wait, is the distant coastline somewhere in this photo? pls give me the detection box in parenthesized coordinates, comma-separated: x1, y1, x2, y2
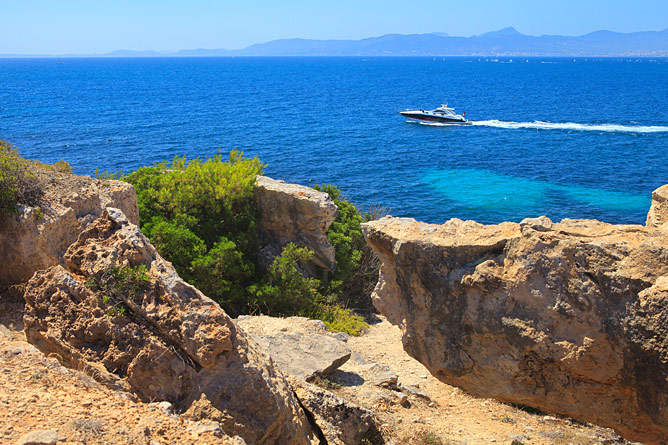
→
(3, 27, 668, 58)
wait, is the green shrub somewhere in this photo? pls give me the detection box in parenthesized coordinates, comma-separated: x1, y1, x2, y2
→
(85, 263, 150, 316)
(319, 305, 369, 336)
(0, 141, 42, 216)
(191, 237, 254, 316)
(94, 167, 124, 180)
(123, 150, 264, 316)
(249, 243, 323, 317)
(313, 184, 381, 312)
(145, 218, 206, 280)
(122, 152, 377, 334)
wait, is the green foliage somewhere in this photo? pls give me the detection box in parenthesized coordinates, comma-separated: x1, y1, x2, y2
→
(86, 263, 150, 318)
(310, 375, 342, 391)
(313, 184, 381, 312)
(0, 141, 41, 216)
(319, 305, 369, 336)
(145, 218, 206, 280)
(105, 264, 150, 300)
(250, 243, 323, 317)
(94, 167, 124, 180)
(122, 152, 376, 333)
(108, 304, 127, 318)
(191, 237, 254, 316)
(124, 150, 264, 316)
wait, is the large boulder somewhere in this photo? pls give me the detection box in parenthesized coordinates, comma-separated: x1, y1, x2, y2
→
(0, 169, 138, 285)
(647, 184, 668, 229)
(236, 315, 351, 381)
(23, 209, 317, 445)
(254, 175, 338, 271)
(362, 214, 668, 443)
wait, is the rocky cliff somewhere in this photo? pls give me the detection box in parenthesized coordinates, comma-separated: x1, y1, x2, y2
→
(23, 208, 318, 444)
(647, 183, 668, 228)
(0, 170, 138, 285)
(362, 185, 668, 444)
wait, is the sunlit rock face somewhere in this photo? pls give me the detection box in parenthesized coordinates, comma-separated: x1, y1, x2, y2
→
(23, 209, 318, 445)
(254, 175, 337, 272)
(0, 170, 139, 286)
(363, 209, 668, 444)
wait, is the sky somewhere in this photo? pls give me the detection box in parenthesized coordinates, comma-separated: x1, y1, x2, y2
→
(3, 0, 668, 54)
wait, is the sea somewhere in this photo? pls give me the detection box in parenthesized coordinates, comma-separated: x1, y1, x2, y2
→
(1, 56, 668, 225)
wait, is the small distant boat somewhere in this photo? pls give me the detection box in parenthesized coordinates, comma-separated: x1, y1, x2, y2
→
(400, 105, 471, 125)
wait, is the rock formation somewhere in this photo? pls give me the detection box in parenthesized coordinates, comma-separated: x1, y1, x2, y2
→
(236, 315, 376, 444)
(0, 170, 138, 285)
(362, 211, 668, 443)
(647, 183, 668, 229)
(254, 175, 338, 271)
(236, 315, 351, 381)
(288, 376, 374, 445)
(23, 209, 317, 444)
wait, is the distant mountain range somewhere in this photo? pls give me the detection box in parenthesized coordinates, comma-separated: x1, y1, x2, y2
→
(4, 27, 668, 58)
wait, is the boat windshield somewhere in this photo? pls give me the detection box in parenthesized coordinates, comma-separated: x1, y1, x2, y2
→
(436, 107, 456, 115)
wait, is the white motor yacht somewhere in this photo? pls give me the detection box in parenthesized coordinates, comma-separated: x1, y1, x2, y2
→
(400, 105, 470, 125)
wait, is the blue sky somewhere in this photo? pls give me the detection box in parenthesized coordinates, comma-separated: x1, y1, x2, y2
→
(3, 0, 667, 54)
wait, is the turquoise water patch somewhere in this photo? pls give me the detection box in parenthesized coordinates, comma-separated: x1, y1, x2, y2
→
(422, 169, 650, 217)
(422, 169, 550, 210)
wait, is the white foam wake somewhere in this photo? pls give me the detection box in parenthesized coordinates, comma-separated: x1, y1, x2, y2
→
(470, 120, 668, 134)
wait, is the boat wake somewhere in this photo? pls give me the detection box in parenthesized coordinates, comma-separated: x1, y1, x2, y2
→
(469, 120, 668, 134)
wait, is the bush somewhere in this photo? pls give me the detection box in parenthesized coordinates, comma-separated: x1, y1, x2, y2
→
(123, 152, 376, 334)
(124, 150, 264, 317)
(319, 305, 369, 336)
(249, 243, 323, 317)
(313, 184, 381, 312)
(0, 141, 43, 216)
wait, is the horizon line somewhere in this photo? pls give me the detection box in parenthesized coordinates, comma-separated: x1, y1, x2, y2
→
(3, 26, 668, 57)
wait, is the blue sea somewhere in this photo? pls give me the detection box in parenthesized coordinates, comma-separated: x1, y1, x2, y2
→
(2, 57, 668, 225)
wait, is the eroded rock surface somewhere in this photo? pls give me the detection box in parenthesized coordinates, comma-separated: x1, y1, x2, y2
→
(236, 315, 351, 381)
(288, 376, 374, 445)
(647, 183, 668, 229)
(362, 215, 668, 443)
(23, 209, 317, 445)
(0, 169, 138, 285)
(254, 175, 338, 271)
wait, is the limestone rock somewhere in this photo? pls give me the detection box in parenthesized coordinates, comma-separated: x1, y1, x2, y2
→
(288, 376, 374, 445)
(23, 209, 317, 445)
(0, 169, 138, 285)
(362, 214, 668, 443)
(254, 175, 338, 271)
(236, 315, 351, 381)
(17, 430, 65, 445)
(646, 184, 668, 229)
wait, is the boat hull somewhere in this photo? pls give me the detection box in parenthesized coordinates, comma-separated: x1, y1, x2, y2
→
(399, 111, 471, 125)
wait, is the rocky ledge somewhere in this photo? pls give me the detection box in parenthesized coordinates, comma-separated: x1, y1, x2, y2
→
(23, 208, 317, 444)
(362, 185, 668, 444)
(0, 171, 138, 285)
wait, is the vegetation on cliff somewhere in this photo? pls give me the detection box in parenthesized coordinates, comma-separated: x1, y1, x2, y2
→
(0, 141, 70, 217)
(123, 151, 375, 334)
